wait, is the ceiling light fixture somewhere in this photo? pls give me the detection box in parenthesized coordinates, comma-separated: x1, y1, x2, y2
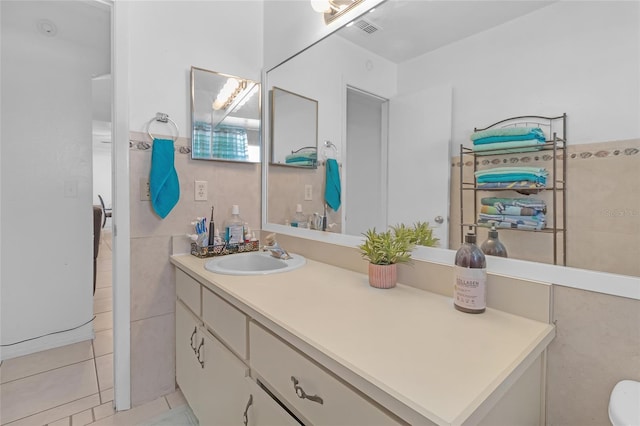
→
(310, 0, 365, 24)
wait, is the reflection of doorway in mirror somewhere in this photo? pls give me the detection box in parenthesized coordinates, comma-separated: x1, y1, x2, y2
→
(345, 87, 388, 236)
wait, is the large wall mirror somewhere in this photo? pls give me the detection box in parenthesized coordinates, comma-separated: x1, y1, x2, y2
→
(191, 66, 260, 163)
(264, 0, 640, 281)
(270, 87, 319, 168)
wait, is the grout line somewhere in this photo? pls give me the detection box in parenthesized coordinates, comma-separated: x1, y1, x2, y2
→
(3, 393, 101, 426)
(1, 356, 96, 386)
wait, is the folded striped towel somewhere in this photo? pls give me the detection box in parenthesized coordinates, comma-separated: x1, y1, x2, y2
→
(481, 197, 546, 210)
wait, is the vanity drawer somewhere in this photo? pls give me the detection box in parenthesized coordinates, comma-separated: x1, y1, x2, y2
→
(202, 286, 248, 359)
(176, 269, 201, 316)
(249, 322, 401, 426)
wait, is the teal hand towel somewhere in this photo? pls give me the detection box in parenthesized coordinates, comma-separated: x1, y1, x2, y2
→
(150, 138, 180, 219)
(325, 158, 341, 211)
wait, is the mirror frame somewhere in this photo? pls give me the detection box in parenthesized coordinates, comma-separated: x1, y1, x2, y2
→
(260, 2, 640, 301)
(269, 86, 319, 169)
(190, 66, 261, 163)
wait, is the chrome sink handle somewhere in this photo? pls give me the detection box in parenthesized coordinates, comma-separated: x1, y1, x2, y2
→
(291, 376, 323, 405)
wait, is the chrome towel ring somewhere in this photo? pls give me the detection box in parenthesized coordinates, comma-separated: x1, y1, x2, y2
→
(147, 112, 179, 142)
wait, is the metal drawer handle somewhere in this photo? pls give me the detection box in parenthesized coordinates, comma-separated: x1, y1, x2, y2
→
(291, 376, 324, 405)
(189, 327, 198, 353)
(242, 394, 253, 426)
(196, 338, 205, 368)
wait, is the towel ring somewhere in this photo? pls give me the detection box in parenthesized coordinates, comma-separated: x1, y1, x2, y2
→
(147, 112, 179, 142)
(321, 140, 337, 160)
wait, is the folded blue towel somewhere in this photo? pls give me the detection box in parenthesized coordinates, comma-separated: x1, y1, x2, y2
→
(471, 127, 545, 141)
(150, 138, 180, 219)
(325, 158, 341, 211)
(472, 128, 546, 145)
(477, 174, 547, 185)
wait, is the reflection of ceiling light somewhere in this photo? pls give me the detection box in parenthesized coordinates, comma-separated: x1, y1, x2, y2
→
(212, 78, 246, 110)
(37, 19, 58, 37)
(310, 0, 364, 24)
(234, 84, 259, 111)
(212, 77, 258, 113)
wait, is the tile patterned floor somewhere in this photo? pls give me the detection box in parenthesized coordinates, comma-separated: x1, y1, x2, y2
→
(0, 232, 184, 426)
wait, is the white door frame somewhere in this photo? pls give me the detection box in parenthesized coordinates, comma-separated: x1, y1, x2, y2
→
(111, 0, 131, 411)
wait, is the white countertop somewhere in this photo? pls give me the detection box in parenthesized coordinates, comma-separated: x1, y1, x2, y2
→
(171, 254, 555, 426)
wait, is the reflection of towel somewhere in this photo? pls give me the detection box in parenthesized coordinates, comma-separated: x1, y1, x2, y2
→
(325, 158, 341, 211)
(472, 140, 545, 154)
(480, 205, 537, 216)
(478, 212, 546, 230)
(285, 150, 317, 166)
(150, 138, 180, 219)
(481, 197, 546, 210)
(477, 181, 545, 190)
(471, 127, 545, 142)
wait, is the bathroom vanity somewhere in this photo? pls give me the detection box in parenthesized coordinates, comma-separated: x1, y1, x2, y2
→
(170, 254, 555, 425)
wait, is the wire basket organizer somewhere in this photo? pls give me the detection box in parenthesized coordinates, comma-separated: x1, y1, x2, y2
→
(190, 240, 260, 258)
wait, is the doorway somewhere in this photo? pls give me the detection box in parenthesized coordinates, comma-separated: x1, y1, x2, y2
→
(345, 87, 389, 236)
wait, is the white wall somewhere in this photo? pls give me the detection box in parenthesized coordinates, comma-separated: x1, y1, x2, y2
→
(399, 1, 640, 148)
(126, 0, 264, 406)
(129, 1, 264, 135)
(1, 4, 109, 359)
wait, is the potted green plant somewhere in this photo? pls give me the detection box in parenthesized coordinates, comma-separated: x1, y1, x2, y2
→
(391, 222, 440, 248)
(358, 228, 414, 289)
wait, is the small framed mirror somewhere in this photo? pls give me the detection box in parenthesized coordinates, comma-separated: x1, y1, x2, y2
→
(270, 87, 318, 168)
(190, 66, 260, 162)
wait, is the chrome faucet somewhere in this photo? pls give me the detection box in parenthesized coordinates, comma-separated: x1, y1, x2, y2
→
(262, 233, 292, 260)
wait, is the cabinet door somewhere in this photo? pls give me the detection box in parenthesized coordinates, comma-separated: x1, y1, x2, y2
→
(197, 329, 251, 426)
(245, 379, 301, 426)
(175, 301, 203, 419)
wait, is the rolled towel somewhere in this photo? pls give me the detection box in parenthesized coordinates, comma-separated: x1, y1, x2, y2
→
(150, 138, 180, 219)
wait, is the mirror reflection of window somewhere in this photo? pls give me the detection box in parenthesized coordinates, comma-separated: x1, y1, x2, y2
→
(190, 67, 261, 163)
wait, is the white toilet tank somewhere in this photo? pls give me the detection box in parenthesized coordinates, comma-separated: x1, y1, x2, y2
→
(609, 380, 640, 426)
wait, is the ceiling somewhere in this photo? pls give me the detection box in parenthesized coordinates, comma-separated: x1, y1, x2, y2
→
(1, 0, 110, 54)
(338, 0, 555, 64)
(2, 0, 112, 145)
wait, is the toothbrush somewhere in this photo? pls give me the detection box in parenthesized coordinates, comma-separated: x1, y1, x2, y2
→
(208, 206, 216, 246)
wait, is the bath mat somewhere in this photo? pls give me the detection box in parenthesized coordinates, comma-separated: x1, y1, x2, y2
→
(139, 405, 198, 426)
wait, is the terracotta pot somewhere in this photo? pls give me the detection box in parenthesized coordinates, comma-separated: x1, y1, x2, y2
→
(368, 263, 397, 289)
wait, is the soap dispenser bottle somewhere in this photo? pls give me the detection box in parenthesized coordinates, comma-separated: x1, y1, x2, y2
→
(291, 204, 308, 228)
(224, 205, 244, 244)
(481, 226, 508, 258)
(454, 227, 487, 314)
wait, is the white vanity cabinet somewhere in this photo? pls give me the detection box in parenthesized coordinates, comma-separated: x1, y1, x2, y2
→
(172, 255, 554, 426)
(250, 321, 402, 425)
(175, 269, 301, 425)
(175, 300, 204, 419)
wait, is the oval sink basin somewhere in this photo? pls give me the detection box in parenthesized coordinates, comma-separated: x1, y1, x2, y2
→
(204, 251, 306, 275)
